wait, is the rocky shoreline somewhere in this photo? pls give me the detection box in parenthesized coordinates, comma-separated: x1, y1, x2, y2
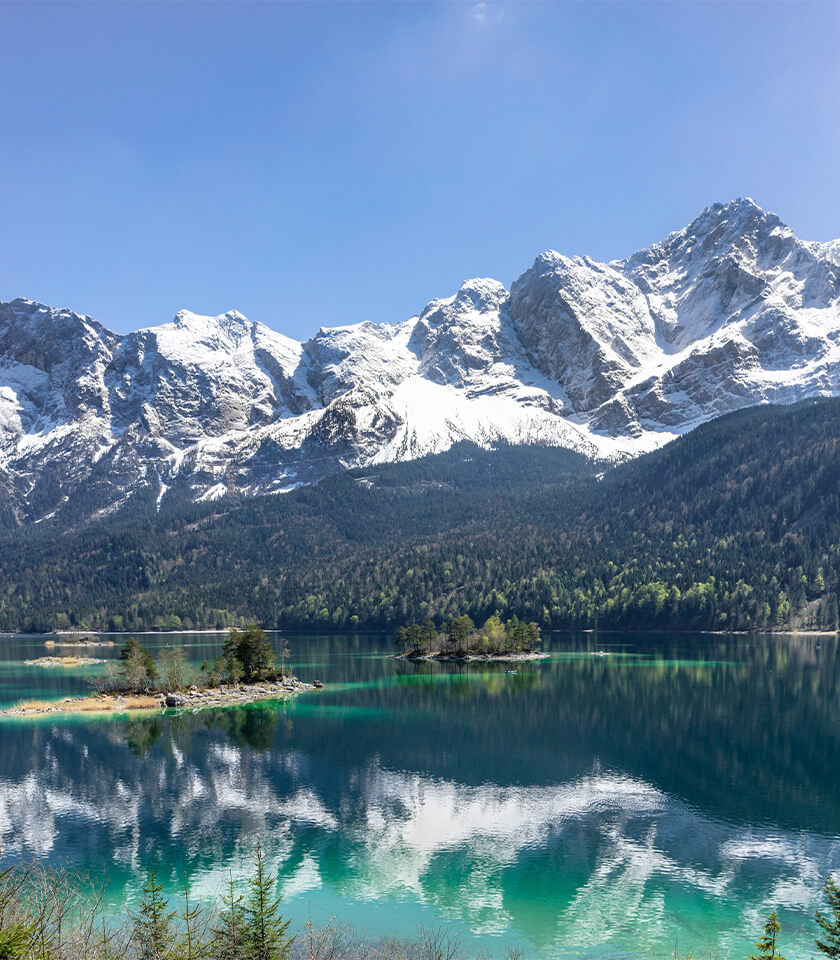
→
(396, 651, 549, 663)
(1, 677, 319, 718)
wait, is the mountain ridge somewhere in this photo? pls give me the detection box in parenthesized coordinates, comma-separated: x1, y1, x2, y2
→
(2, 197, 839, 527)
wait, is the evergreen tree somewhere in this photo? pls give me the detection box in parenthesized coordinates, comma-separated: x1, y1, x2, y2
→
(174, 873, 208, 960)
(0, 867, 32, 960)
(751, 910, 785, 960)
(133, 867, 176, 960)
(407, 623, 424, 651)
(224, 627, 275, 682)
(96, 918, 120, 960)
(222, 654, 244, 685)
(244, 846, 294, 960)
(446, 615, 474, 653)
(816, 875, 840, 958)
(0, 925, 30, 960)
(422, 620, 437, 653)
(211, 876, 248, 960)
(121, 636, 157, 687)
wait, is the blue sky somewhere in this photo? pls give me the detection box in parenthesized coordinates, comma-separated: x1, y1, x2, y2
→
(1, 1, 839, 339)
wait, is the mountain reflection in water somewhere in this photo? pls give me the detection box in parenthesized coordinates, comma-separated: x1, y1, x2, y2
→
(1, 631, 839, 958)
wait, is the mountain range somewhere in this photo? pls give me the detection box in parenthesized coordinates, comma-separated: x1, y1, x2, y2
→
(2, 197, 839, 527)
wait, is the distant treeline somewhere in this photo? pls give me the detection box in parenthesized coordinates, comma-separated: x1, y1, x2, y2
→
(0, 400, 838, 635)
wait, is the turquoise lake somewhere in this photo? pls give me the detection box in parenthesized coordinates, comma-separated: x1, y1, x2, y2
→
(0, 631, 838, 958)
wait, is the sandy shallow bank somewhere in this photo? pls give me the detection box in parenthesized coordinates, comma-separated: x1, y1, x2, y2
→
(24, 656, 106, 667)
(1, 677, 317, 718)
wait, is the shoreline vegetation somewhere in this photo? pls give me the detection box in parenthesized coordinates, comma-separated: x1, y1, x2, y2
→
(394, 615, 544, 661)
(3, 626, 320, 719)
(1, 860, 839, 960)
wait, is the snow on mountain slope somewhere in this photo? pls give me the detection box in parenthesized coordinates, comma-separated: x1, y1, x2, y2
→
(1, 198, 839, 527)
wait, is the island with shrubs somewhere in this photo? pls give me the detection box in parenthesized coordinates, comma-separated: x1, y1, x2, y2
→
(4, 626, 320, 718)
(44, 636, 115, 649)
(394, 614, 547, 662)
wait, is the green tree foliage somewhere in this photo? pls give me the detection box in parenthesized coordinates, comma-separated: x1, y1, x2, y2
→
(395, 623, 431, 653)
(211, 877, 248, 960)
(244, 846, 293, 960)
(223, 627, 275, 683)
(156, 647, 189, 693)
(133, 867, 176, 960)
(121, 637, 157, 690)
(0, 868, 31, 960)
(397, 615, 541, 657)
(816, 875, 840, 958)
(174, 873, 209, 960)
(215, 653, 243, 686)
(447, 615, 474, 653)
(0, 926, 30, 960)
(1, 402, 839, 635)
(751, 910, 785, 960)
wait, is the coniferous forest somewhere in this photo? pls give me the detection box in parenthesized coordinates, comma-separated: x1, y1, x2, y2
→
(0, 399, 838, 635)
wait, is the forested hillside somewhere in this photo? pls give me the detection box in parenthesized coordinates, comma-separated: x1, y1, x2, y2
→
(1, 400, 838, 634)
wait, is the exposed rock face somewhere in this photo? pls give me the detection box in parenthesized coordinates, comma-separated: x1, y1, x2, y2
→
(1, 198, 839, 526)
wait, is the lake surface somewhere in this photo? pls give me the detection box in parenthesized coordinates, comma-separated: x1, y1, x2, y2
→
(1, 631, 838, 958)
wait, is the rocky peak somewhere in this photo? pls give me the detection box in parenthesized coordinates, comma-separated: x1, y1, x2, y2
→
(1, 198, 839, 526)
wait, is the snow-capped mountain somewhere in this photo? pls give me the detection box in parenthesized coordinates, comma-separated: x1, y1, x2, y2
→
(2, 198, 839, 526)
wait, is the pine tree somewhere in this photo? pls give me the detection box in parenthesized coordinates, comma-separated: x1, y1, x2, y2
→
(121, 637, 157, 685)
(224, 627, 275, 682)
(244, 846, 294, 960)
(0, 925, 31, 960)
(95, 918, 120, 960)
(751, 910, 785, 960)
(133, 867, 176, 960)
(211, 876, 248, 960)
(174, 873, 208, 960)
(816, 875, 840, 958)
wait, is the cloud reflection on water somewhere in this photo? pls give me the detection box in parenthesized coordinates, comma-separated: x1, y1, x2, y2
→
(1, 726, 837, 956)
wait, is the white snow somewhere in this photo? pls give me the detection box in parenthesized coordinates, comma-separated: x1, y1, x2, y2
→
(1, 197, 839, 521)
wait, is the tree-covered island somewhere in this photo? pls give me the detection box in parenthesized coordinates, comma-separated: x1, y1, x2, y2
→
(2, 626, 320, 718)
(394, 614, 546, 661)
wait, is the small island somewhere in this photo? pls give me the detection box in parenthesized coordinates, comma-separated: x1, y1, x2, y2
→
(44, 636, 115, 649)
(24, 656, 106, 668)
(6, 626, 320, 718)
(394, 614, 548, 662)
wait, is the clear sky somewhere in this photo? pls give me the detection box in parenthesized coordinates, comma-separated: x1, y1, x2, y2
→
(1, 1, 839, 339)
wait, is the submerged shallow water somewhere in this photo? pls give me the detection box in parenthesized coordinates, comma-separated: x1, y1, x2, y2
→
(0, 631, 838, 958)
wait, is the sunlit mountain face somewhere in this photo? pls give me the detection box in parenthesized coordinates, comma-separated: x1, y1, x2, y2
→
(2, 199, 840, 528)
(1, 631, 839, 958)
